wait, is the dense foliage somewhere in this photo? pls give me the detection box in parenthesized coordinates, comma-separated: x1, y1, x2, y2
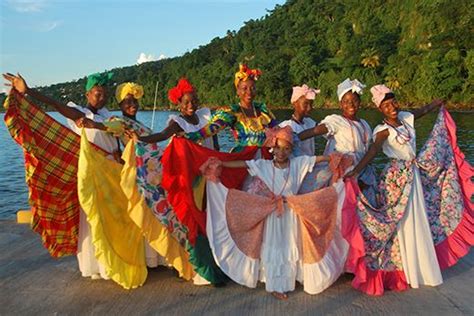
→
(2, 0, 473, 110)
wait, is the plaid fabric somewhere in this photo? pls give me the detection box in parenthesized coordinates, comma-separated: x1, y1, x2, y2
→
(3, 90, 105, 257)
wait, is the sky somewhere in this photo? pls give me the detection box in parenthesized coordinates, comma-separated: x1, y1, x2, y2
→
(0, 0, 286, 91)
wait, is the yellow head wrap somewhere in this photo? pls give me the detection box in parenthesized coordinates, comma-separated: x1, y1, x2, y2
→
(234, 64, 262, 88)
(115, 82, 144, 104)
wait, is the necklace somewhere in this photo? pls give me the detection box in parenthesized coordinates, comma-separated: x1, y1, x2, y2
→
(239, 103, 260, 131)
(384, 119, 412, 144)
(180, 113, 199, 126)
(291, 114, 304, 125)
(342, 116, 368, 151)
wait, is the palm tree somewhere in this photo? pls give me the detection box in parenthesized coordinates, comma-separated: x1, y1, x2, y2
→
(361, 48, 380, 68)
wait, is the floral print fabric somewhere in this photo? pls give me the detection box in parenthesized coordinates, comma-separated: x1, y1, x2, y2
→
(356, 108, 468, 271)
(417, 110, 463, 245)
(134, 142, 189, 248)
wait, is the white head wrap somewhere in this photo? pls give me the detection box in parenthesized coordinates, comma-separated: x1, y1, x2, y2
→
(337, 78, 366, 101)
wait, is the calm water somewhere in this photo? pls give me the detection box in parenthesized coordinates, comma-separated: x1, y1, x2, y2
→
(1, 109, 473, 219)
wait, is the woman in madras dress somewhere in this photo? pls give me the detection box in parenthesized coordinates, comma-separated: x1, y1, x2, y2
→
(4, 72, 119, 280)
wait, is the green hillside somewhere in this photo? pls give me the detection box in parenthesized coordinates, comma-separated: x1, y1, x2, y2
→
(2, 0, 473, 110)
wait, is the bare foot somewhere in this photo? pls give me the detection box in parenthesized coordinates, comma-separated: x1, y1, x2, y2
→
(271, 292, 288, 300)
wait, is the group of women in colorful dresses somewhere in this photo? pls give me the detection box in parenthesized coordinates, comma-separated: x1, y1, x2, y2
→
(2, 64, 472, 299)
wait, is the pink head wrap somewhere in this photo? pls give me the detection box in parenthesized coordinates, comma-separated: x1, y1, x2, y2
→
(291, 84, 320, 104)
(370, 84, 393, 107)
(263, 126, 294, 148)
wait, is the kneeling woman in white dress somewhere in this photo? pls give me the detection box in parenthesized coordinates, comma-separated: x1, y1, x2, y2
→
(201, 126, 353, 299)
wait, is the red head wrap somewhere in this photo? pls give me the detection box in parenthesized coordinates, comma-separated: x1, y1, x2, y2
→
(168, 78, 195, 104)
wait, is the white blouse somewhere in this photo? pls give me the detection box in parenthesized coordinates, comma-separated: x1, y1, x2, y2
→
(373, 111, 416, 161)
(279, 117, 316, 156)
(168, 107, 214, 149)
(245, 155, 316, 195)
(66, 102, 118, 154)
(320, 114, 372, 163)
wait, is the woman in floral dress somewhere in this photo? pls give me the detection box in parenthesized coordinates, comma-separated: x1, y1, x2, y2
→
(344, 84, 473, 295)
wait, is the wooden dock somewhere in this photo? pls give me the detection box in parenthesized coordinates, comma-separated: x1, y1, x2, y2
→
(1, 219, 473, 315)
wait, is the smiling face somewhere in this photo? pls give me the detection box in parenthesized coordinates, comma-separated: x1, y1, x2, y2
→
(179, 92, 199, 117)
(273, 138, 293, 164)
(293, 95, 314, 118)
(236, 79, 256, 106)
(86, 85, 108, 109)
(119, 94, 139, 117)
(339, 91, 360, 118)
(379, 96, 399, 120)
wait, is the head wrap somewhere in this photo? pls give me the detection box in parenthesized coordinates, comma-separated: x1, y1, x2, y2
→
(370, 84, 393, 107)
(263, 126, 294, 148)
(337, 78, 365, 101)
(291, 84, 320, 103)
(168, 78, 195, 104)
(115, 82, 144, 103)
(85, 72, 113, 92)
(234, 64, 262, 88)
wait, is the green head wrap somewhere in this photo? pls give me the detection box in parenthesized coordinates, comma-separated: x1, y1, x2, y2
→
(85, 72, 114, 92)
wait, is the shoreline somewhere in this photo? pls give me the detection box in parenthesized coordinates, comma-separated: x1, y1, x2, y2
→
(2, 107, 474, 114)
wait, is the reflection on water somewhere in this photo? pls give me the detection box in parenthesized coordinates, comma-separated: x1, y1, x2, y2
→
(1, 109, 473, 219)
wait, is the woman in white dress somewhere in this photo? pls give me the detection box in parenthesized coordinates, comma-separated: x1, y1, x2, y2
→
(201, 126, 354, 299)
(345, 84, 444, 294)
(133, 78, 222, 285)
(279, 84, 320, 156)
(278, 84, 336, 193)
(137, 78, 218, 150)
(298, 79, 376, 195)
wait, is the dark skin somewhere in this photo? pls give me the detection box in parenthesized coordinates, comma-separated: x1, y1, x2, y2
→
(137, 92, 198, 143)
(120, 95, 139, 120)
(3, 72, 124, 161)
(75, 94, 140, 131)
(137, 92, 219, 149)
(291, 95, 314, 123)
(236, 79, 261, 117)
(345, 97, 444, 178)
(3, 72, 107, 120)
(222, 138, 329, 301)
(298, 91, 361, 141)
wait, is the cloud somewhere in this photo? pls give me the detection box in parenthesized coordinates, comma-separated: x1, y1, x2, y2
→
(137, 53, 167, 65)
(37, 20, 61, 32)
(7, 0, 47, 13)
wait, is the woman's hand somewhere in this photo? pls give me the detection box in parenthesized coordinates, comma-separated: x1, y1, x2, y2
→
(343, 170, 358, 180)
(124, 129, 139, 142)
(315, 155, 330, 164)
(431, 99, 444, 108)
(3, 73, 28, 94)
(429, 99, 444, 112)
(112, 151, 124, 164)
(75, 117, 95, 128)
